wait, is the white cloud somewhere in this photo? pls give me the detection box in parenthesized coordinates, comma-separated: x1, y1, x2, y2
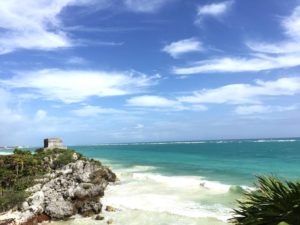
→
(0, 89, 22, 122)
(124, 0, 171, 13)
(127, 95, 208, 111)
(0, 31, 70, 54)
(178, 77, 300, 105)
(0, 69, 158, 103)
(197, 1, 233, 17)
(67, 56, 88, 65)
(35, 110, 48, 121)
(0, 0, 112, 54)
(188, 104, 208, 111)
(195, 0, 233, 24)
(127, 95, 180, 108)
(173, 54, 300, 74)
(247, 6, 300, 54)
(235, 105, 271, 115)
(246, 41, 300, 54)
(0, 0, 176, 54)
(282, 6, 300, 40)
(177, 4, 300, 75)
(72, 105, 124, 117)
(162, 38, 203, 58)
(235, 104, 297, 115)
(0, 88, 11, 107)
(0, 0, 70, 54)
(135, 123, 144, 129)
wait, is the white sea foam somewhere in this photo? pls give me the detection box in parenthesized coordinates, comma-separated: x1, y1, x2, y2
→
(253, 139, 297, 143)
(100, 165, 253, 225)
(172, 141, 206, 144)
(93, 141, 207, 146)
(131, 172, 252, 193)
(0, 151, 13, 155)
(132, 173, 203, 188)
(51, 208, 228, 225)
(103, 193, 232, 222)
(48, 162, 246, 225)
(115, 165, 156, 173)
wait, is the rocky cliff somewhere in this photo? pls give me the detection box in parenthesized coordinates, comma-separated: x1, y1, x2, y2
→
(0, 159, 116, 225)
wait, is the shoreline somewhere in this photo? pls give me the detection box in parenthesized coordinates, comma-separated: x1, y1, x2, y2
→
(1, 139, 299, 225)
(49, 165, 232, 225)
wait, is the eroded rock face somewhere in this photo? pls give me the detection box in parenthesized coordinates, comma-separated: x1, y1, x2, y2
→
(0, 160, 116, 225)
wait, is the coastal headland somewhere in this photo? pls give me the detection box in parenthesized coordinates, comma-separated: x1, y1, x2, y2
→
(0, 139, 116, 225)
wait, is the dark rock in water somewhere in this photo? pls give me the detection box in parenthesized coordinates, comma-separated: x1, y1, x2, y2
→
(94, 215, 104, 220)
(0, 160, 116, 225)
(77, 201, 102, 217)
(107, 219, 113, 224)
(90, 168, 117, 183)
(105, 206, 117, 212)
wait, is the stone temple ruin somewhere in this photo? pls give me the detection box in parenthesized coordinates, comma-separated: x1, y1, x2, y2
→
(44, 138, 67, 150)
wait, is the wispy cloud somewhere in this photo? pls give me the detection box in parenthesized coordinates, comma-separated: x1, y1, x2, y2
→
(127, 95, 180, 108)
(72, 105, 125, 117)
(178, 77, 300, 105)
(284, 6, 300, 39)
(162, 38, 203, 58)
(64, 25, 145, 33)
(135, 123, 144, 129)
(124, 0, 172, 13)
(0, 0, 83, 54)
(0, 88, 27, 144)
(75, 39, 124, 47)
(246, 41, 300, 54)
(177, 4, 300, 75)
(0, 69, 158, 103)
(0, 0, 124, 54)
(0, 0, 176, 54)
(127, 95, 208, 111)
(234, 104, 297, 115)
(66, 56, 88, 65)
(0, 88, 23, 123)
(173, 54, 300, 74)
(247, 6, 300, 54)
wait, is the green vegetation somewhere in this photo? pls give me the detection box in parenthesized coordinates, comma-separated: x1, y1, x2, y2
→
(35, 148, 85, 169)
(231, 176, 300, 225)
(0, 148, 84, 212)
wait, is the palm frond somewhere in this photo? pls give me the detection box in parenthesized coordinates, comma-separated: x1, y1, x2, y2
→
(230, 176, 300, 225)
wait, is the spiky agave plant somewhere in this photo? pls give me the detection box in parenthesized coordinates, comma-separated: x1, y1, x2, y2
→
(230, 176, 300, 225)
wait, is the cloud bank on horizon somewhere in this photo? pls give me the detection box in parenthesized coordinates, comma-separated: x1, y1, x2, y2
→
(0, 0, 299, 145)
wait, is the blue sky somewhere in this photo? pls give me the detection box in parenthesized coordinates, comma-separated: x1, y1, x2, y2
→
(0, 0, 300, 146)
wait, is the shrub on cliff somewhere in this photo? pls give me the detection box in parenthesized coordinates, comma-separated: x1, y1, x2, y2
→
(35, 148, 84, 169)
(0, 190, 28, 212)
(0, 148, 87, 213)
(230, 176, 300, 225)
(54, 150, 76, 168)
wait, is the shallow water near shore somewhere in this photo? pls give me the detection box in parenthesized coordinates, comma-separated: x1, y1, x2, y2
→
(26, 138, 300, 224)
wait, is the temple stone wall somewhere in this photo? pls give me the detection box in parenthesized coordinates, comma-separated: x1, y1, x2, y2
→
(44, 138, 67, 150)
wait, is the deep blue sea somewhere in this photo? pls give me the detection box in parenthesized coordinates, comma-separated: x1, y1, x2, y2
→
(2, 138, 300, 225)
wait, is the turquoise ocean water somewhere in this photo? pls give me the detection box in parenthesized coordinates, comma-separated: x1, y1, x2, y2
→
(73, 138, 300, 185)
(1, 138, 300, 225)
(59, 138, 300, 225)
